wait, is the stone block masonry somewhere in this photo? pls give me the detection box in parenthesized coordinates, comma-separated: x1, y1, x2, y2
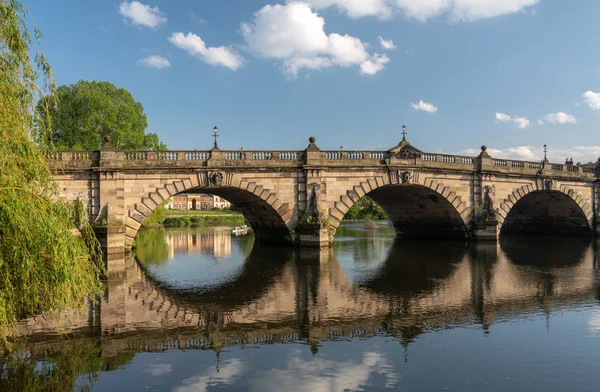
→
(47, 138, 599, 264)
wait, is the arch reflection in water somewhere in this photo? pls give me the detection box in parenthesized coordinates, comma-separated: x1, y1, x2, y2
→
(5, 226, 600, 392)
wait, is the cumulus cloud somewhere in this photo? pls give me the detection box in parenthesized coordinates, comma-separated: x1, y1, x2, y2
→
(241, 3, 389, 76)
(301, 0, 393, 19)
(251, 351, 400, 391)
(119, 1, 166, 28)
(146, 364, 173, 376)
(411, 100, 438, 113)
(360, 54, 390, 75)
(138, 55, 171, 69)
(169, 32, 243, 70)
(495, 112, 530, 128)
(174, 359, 244, 392)
(303, 0, 539, 22)
(583, 91, 600, 110)
(541, 112, 577, 124)
(378, 36, 396, 50)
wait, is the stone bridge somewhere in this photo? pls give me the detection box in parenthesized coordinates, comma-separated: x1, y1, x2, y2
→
(47, 136, 600, 259)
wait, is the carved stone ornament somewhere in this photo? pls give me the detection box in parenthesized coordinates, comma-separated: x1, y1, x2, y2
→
(483, 185, 496, 196)
(396, 149, 417, 160)
(544, 179, 553, 190)
(400, 171, 411, 184)
(482, 185, 495, 217)
(209, 172, 223, 186)
(307, 183, 321, 192)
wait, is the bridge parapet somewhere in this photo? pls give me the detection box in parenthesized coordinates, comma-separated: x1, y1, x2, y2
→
(489, 158, 596, 179)
(45, 148, 597, 180)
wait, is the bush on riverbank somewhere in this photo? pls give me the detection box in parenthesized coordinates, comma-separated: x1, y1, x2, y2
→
(0, 1, 104, 347)
(163, 215, 246, 227)
(344, 196, 388, 220)
(141, 201, 168, 227)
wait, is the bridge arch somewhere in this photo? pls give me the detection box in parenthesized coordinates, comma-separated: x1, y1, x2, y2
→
(497, 184, 594, 236)
(124, 172, 297, 247)
(327, 173, 471, 240)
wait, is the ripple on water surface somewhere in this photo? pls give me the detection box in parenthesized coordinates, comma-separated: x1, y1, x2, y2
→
(3, 223, 600, 392)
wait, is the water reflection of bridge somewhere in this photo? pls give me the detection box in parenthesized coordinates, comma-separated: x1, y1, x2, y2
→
(16, 238, 600, 358)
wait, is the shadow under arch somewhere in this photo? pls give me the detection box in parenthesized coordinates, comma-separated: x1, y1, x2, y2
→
(359, 239, 468, 296)
(127, 177, 295, 247)
(369, 185, 469, 239)
(136, 243, 294, 311)
(187, 185, 292, 243)
(500, 236, 591, 268)
(500, 190, 593, 237)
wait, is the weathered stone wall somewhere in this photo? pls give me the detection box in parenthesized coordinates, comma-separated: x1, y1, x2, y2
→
(319, 168, 474, 239)
(48, 141, 598, 257)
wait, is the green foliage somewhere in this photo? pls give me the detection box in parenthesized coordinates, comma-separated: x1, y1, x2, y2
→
(133, 229, 169, 266)
(162, 215, 246, 227)
(141, 201, 168, 227)
(344, 196, 388, 220)
(0, 0, 103, 346)
(37, 80, 166, 150)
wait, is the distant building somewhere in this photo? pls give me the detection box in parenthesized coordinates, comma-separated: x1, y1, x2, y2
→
(165, 193, 230, 210)
(213, 195, 231, 210)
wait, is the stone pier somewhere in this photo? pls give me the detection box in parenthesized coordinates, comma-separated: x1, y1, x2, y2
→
(46, 136, 599, 262)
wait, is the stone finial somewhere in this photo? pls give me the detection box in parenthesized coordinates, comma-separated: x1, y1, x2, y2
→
(478, 144, 491, 159)
(307, 136, 319, 150)
(309, 136, 316, 143)
(102, 135, 113, 150)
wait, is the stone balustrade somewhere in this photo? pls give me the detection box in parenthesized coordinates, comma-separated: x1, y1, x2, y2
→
(44, 146, 597, 179)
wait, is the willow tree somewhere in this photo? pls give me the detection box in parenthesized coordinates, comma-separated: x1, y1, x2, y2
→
(0, 0, 104, 345)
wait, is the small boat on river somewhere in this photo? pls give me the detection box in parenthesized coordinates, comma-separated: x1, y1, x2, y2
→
(231, 225, 249, 235)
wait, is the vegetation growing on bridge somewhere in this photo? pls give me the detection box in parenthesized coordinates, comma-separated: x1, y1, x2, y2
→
(37, 80, 167, 151)
(0, 0, 104, 347)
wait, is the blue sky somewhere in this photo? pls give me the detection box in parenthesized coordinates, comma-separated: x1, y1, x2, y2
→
(25, 0, 600, 163)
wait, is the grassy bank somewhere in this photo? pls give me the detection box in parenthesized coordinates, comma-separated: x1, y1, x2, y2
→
(165, 209, 239, 216)
(142, 202, 247, 228)
(162, 215, 246, 227)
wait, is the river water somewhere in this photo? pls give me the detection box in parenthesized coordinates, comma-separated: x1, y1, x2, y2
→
(2, 222, 600, 391)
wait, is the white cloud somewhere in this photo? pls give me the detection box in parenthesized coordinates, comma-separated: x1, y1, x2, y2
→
(495, 112, 530, 128)
(251, 351, 400, 391)
(411, 100, 438, 113)
(304, 0, 539, 22)
(589, 310, 600, 336)
(378, 36, 397, 50)
(463, 147, 504, 156)
(119, 1, 166, 28)
(169, 32, 243, 70)
(445, 0, 540, 22)
(541, 112, 577, 124)
(146, 364, 173, 376)
(174, 359, 244, 392)
(583, 91, 600, 110)
(241, 3, 389, 76)
(301, 0, 393, 19)
(495, 112, 512, 123)
(360, 53, 390, 75)
(138, 55, 171, 69)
